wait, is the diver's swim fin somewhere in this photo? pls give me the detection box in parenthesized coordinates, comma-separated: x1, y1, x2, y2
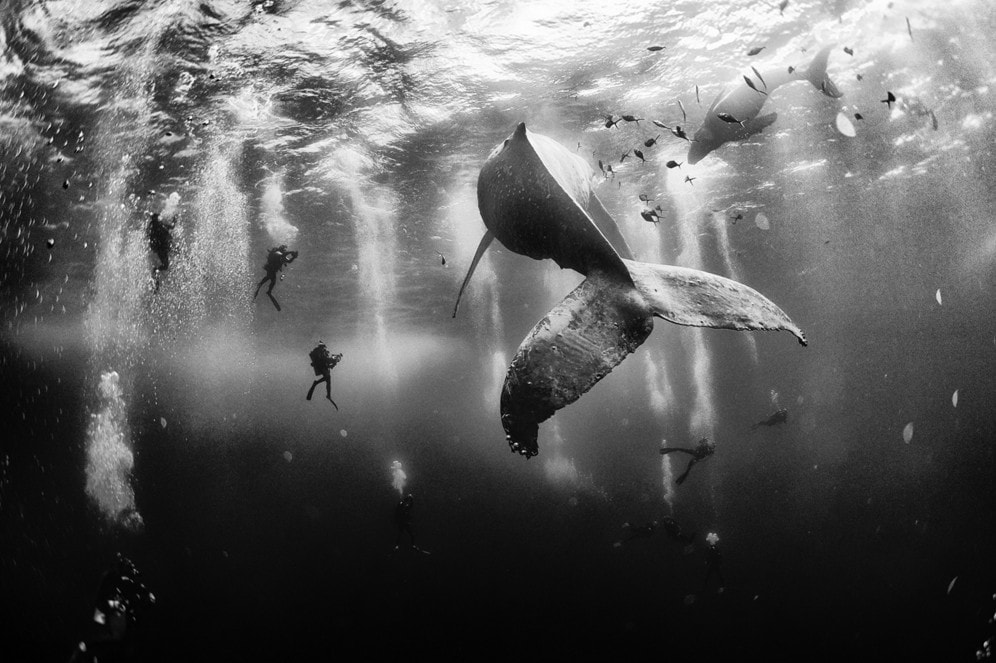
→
(452, 229, 494, 318)
(327, 396, 339, 411)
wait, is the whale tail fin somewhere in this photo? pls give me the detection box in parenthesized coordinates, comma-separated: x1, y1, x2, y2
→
(501, 270, 653, 458)
(500, 262, 806, 457)
(805, 45, 843, 98)
(622, 259, 807, 345)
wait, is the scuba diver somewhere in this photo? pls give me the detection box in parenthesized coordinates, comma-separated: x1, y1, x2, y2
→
(660, 438, 716, 485)
(68, 553, 155, 663)
(660, 516, 696, 545)
(751, 408, 788, 430)
(147, 212, 176, 282)
(253, 244, 299, 311)
(306, 342, 343, 409)
(394, 493, 429, 554)
(702, 533, 726, 593)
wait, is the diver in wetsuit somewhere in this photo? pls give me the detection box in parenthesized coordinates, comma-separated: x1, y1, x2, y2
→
(148, 212, 176, 277)
(394, 494, 429, 554)
(702, 536, 726, 593)
(68, 553, 155, 663)
(253, 244, 298, 311)
(306, 343, 343, 410)
(750, 408, 788, 430)
(660, 438, 716, 485)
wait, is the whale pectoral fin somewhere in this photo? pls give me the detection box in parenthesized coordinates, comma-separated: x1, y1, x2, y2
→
(743, 112, 777, 137)
(585, 191, 635, 261)
(623, 259, 807, 345)
(452, 229, 494, 318)
(501, 271, 653, 457)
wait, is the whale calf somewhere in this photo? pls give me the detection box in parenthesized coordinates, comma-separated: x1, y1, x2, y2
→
(456, 123, 806, 458)
(688, 46, 843, 164)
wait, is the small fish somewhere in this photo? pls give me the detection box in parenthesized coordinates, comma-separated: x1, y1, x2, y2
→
(716, 112, 743, 125)
(906, 17, 913, 41)
(671, 125, 689, 140)
(605, 164, 615, 177)
(62, 179, 69, 189)
(730, 213, 743, 224)
(929, 110, 938, 130)
(638, 193, 651, 202)
(46, 238, 55, 248)
(620, 115, 644, 124)
(744, 75, 767, 95)
(665, 160, 682, 169)
(652, 120, 671, 130)
(843, 46, 854, 56)
(778, 0, 788, 14)
(788, 65, 796, 74)
(751, 66, 766, 89)
(604, 115, 620, 129)
(647, 45, 665, 52)
(684, 175, 696, 185)
(435, 251, 446, 266)
(644, 135, 661, 148)
(881, 91, 896, 109)
(747, 46, 765, 56)
(854, 112, 864, 120)
(856, 74, 863, 81)
(620, 150, 631, 163)
(598, 159, 606, 175)
(633, 149, 646, 163)
(677, 99, 686, 122)
(640, 209, 660, 224)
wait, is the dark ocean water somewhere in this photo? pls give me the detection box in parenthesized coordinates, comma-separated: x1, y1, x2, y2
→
(2, 0, 995, 660)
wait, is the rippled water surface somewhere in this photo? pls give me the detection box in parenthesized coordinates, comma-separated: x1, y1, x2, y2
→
(2, 0, 995, 660)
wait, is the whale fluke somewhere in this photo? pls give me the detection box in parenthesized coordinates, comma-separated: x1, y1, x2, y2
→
(463, 124, 806, 457)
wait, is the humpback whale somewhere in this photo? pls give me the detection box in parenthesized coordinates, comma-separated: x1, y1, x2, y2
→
(455, 123, 806, 458)
(688, 46, 843, 165)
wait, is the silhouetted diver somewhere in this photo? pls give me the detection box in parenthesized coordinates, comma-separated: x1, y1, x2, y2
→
(750, 408, 788, 430)
(306, 343, 342, 409)
(253, 244, 298, 311)
(394, 494, 429, 554)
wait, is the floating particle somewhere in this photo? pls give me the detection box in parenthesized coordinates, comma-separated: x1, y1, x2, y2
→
(62, 179, 69, 189)
(754, 212, 770, 230)
(706, 532, 720, 545)
(902, 422, 914, 444)
(947, 576, 958, 594)
(283, 450, 293, 462)
(340, 429, 348, 438)
(935, 288, 942, 305)
(952, 390, 959, 408)
(46, 238, 55, 248)
(160, 417, 167, 428)
(835, 112, 856, 137)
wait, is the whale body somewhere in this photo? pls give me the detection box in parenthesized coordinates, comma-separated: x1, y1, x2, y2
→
(688, 46, 843, 164)
(456, 123, 807, 458)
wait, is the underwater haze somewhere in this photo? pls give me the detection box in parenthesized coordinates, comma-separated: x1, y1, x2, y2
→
(2, 0, 995, 660)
